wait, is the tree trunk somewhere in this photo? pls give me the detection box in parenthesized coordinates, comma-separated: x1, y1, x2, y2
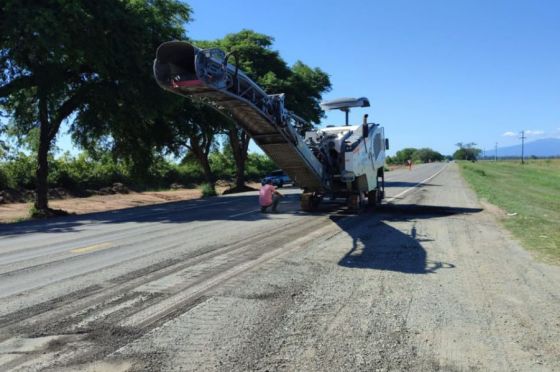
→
(198, 154, 215, 188)
(234, 159, 246, 189)
(228, 127, 250, 190)
(189, 138, 215, 189)
(35, 133, 50, 214)
(34, 97, 51, 216)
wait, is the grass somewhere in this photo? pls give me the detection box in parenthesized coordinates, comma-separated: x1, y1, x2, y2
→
(459, 159, 560, 263)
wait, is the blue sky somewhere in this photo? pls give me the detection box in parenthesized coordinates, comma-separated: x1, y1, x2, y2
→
(42, 0, 559, 157)
(183, 0, 560, 155)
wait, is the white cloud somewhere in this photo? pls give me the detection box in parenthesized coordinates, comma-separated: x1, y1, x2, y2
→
(525, 130, 545, 137)
(502, 131, 517, 137)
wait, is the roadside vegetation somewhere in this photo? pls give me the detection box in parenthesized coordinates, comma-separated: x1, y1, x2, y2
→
(0, 1, 332, 217)
(459, 159, 560, 262)
(0, 148, 276, 203)
(453, 142, 481, 161)
(386, 147, 445, 165)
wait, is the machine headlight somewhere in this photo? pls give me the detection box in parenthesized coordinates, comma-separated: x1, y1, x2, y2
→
(340, 171, 356, 182)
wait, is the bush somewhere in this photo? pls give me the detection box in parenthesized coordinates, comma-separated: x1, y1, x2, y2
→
(246, 153, 276, 180)
(412, 148, 444, 163)
(209, 151, 234, 180)
(0, 148, 277, 194)
(390, 148, 444, 164)
(200, 183, 216, 197)
(49, 152, 128, 190)
(179, 162, 204, 184)
(453, 147, 481, 161)
(3, 153, 35, 189)
(0, 167, 10, 189)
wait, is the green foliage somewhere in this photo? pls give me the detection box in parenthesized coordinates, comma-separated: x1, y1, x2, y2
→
(0, 148, 277, 192)
(166, 100, 230, 185)
(385, 156, 400, 166)
(391, 147, 443, 164)
(197, 30, 331, 126)
(453, 148, 481, 161)
(206, 149, 275, 181)
(245, 153, 276, 179)
(393, 148, 418, 164)
(28, 204, 39, 218)
(0, 167, 10, 189)
(200, 183, 217, 197)
(2, 152, 36, 189)
(453, 143, 481, 161)
(412, 148, 445, 163)
(0, 0, 192, 210)
(208, 150, 234, 180)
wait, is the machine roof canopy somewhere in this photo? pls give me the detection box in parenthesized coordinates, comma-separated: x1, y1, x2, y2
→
(320, 97, 370, 111)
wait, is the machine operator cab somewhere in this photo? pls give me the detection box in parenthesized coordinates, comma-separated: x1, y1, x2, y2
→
(303, 97, 389, 208)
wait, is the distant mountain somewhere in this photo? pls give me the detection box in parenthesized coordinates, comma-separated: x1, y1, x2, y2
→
(492, 138, 560, 157)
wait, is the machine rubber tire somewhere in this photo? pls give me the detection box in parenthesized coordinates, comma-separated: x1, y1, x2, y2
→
(348, 194, 360, 211)
(301, 192, 322, 211)
(301, 193, 313, 212)
(368, 189, 379, 208)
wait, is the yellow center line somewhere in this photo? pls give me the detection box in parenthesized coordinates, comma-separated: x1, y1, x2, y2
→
(71, 242, 113, 254)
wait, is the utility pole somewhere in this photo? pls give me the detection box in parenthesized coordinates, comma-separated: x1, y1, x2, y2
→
(520, 130, 526, 164)
(495, 142, 498, 162)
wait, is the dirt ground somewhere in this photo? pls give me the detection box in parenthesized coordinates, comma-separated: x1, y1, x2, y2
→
(0, 183, 259, 224)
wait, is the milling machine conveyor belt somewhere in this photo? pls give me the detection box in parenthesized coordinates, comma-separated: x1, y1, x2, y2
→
(154, 41, 324, 190)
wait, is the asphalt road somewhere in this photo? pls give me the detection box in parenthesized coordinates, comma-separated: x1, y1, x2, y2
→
(1, 162, 559, 371)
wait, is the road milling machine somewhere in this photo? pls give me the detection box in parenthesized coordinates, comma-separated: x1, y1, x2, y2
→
(154, 41, 389, 211)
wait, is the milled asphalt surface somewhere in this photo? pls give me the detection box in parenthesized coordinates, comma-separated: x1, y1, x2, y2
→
(0, 162, 559, 371)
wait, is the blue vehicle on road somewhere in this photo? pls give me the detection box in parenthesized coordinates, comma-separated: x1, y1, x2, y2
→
(261, 170, 292, 188)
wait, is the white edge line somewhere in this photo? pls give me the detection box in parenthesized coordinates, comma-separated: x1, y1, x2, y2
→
(384, 164, 449, 203)
(228, 209, 261, 218)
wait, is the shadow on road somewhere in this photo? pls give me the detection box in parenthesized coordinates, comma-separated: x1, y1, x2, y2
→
(334, 204, 482, 274)
(0, 194, 285, 237)
(1, 192, 354, 237)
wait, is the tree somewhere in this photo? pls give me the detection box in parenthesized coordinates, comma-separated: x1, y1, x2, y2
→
(225, 125, 251, 189)
(412, 148, 444, 163)
(269, 60, 331, 128)
(453, 142, 481, 161)
(393, 148, 418, 164)
(169, 101, 227, 189)
(197, 30, 331, 190)
(0, 0, 190, 216)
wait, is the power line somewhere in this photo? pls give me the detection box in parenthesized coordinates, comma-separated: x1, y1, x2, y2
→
(520, 131, 526, 164)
